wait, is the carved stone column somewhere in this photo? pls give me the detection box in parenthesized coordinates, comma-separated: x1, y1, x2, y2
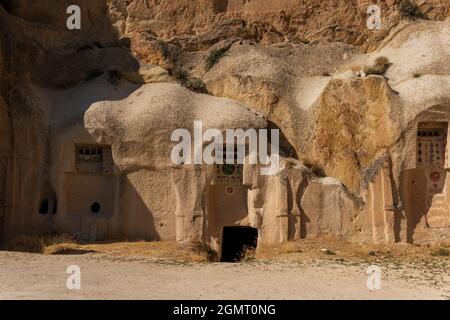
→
(277, 172, 289, 243)
(173, 165, 206, 242)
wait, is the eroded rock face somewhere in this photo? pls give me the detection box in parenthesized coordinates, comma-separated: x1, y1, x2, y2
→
(203, 18, 450, 197)
(84, 83, 267, 170)
(307, 76, 400, 193)
(0, 1, 449, 246)
(82, 83, 266, 241)
(0, 2, 139, 88)
(108, 0, 450, 51)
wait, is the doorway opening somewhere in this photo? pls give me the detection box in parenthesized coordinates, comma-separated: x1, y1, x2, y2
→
(220, 226, 258, 262)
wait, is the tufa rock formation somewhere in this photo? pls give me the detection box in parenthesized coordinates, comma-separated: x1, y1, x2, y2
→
(0, 1, 449, 257)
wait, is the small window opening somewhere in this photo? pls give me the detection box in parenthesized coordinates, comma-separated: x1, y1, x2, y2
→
(75, 145, 113, 174)
(416, 122, 448, 168)
(90, 202, 101, 214)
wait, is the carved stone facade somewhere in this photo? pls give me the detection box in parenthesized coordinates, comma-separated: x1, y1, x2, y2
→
(0, 1, 449, 253)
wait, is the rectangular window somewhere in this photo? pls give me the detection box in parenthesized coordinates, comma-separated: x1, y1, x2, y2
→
(75, 145, 113, 174)
(416, 122, 448, 168)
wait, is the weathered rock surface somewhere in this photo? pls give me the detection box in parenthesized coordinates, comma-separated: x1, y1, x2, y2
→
(84, 82, 267, 169)
(301, 177, 361, 240)
(107, 0, 450, 51)
(0, 1, 449, 246)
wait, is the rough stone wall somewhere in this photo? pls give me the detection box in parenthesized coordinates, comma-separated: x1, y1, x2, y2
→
(108, 0, 450, 51)
(0, 0, 449, 246)
(0, 82, 49, 241)
(307, 76, 401, 193)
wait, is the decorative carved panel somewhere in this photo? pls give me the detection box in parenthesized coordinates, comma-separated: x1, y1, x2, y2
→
(75, 145, 113, 175)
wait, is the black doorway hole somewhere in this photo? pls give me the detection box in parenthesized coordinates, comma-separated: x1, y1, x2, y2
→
(38, 199, 49, 214)
(220, 226, 258, 262)
(91, 202, 101, 213)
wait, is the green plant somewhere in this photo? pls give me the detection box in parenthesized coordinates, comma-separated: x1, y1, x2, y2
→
(204, 47, 229, 71)
(398, 0, 425, 19)
(190, 240, 217, 262)
(160, 43, 170, 59)
(172, 68, 208, 94)
(321, 248, 336, 256)
(364, 56, 391, 76)
(431, 247, 449, 257)
(364, 66, 383, 76)
(186, 77, 208, 94)
(303, 160, 326, 177)
(239, 245, 256, 262)
(172, 68, 189, 83)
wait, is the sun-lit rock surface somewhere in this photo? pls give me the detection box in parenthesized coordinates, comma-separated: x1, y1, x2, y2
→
(0, 1, 449, 248)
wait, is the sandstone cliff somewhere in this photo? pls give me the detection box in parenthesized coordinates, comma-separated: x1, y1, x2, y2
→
(0, 0, 449, 245)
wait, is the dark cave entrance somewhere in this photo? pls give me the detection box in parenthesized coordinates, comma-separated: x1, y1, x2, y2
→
(220, 226, 258, 262)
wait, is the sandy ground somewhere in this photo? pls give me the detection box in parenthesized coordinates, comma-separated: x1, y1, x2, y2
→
(0, 249, 449, 300)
